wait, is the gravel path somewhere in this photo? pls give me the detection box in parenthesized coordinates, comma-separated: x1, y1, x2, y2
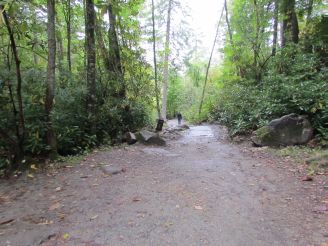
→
(0, 123, 327, 246)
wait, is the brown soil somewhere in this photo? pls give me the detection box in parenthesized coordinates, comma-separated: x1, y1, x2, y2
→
(0, 123, 327, 246)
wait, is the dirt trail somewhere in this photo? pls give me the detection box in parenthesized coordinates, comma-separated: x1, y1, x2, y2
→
(0, 122, 327, 246)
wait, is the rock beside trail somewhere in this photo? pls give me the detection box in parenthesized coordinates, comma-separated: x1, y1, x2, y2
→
(125, 132, 137, 145)
(100, 166, 125, 175)
(252, 113, 313, 147)
(136, 130, 166, 146)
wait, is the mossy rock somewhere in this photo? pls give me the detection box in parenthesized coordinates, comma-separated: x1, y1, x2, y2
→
(251, 114, 313, 147)
(136, 130, 166, 146)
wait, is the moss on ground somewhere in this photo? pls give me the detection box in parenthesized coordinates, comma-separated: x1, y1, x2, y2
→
(272, 146, 328, 175)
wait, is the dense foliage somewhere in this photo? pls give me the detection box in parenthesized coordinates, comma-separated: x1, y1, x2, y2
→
(208, 0, 328, 139)
(0, 0, 152, 171)
(1, 0, 327, 172)
(177, 0, 328, 142)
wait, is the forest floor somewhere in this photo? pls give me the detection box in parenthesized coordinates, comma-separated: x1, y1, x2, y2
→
(0, 121, 327, 246)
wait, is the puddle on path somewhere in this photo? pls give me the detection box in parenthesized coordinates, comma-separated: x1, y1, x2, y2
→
(177, 125, 216, 145)
(184, 125, 214, 138)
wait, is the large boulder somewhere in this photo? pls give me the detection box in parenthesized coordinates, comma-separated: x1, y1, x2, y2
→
(136, 130, 166, 146)
(252, 113, 313, 147)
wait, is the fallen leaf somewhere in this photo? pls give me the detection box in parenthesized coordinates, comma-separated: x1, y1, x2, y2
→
(132, 197, 141, 202)
(38, 219, 53, 225)
(57, 213, 67, 221)
(0, 219, 14, 225)
(164, 221, 174, 227)
(301, 175, 313, 181)
(0, 195, 9, 204)
(27, 173, 34, 178)
(90, 215, 98, 220)
(49, 202, 61, 211)
(194, 205, 203, 210)
(30, 164, 38, 170)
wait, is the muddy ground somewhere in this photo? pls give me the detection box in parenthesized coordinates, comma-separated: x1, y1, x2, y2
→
(0, 123, 327, 246)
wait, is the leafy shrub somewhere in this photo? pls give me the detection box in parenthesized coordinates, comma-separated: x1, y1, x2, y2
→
(210, 50, 328, 138)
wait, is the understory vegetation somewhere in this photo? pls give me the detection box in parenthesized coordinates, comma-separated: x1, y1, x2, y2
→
(0, 0, 153, 171)
(0, 0, 327, 172)
(170, 0, 328, 143)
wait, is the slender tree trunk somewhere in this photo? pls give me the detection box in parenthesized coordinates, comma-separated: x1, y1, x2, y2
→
(32, 36, 39, 65)
(253, 0, 261, 82)
(272, 0, 278, 56)
(161, 0, 172, 121)
(304, 0, 314, 52)
(5, 45, 19, 142)
(0, 128, 22, 166)
(95, 16, 111, 71)
(151, 0, 161, 119)
(280, 21, 284, 47)
(281, 0, 299, 47)
(306, 0, 313, 23)
(108, 3, 125, 98)
(66, 0, 72, 72)
(224, 0, 244, 77)
(1, 6, 25, 166)
(224, 0, 233, 45)
(5, 46, 21, 165)
(56, 25, 65, 84)
(199, 6, 224, 116)
(291, 10, 299, 44)
(45, 0, 57, 159)
(85, 0, 97, 134)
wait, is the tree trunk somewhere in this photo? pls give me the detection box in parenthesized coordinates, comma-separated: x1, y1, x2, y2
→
(224, 0, 233, 45)
(151, 0, 161, 119)
(63, 0, 72, 73)
(272, 0, 278, 56)
(253, 0, 263, 82)
(95, 15, 111, 74)
(199, 6, 224, 116)
(85, 0, 97, 134)
(224, 0, 244, 77)
(1, 5, 25, 166)
(161, 0, 172, 121)
(45, 0, 57, 159)
(32, 36, 39, 65)
(304, 0, 314, 52)
(108, 3, 125, 98)
(281, 0, 299, 47)
(0, 128, 22, 168)
(306, 0, 313, 23)
(56, 23, 65, 84)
